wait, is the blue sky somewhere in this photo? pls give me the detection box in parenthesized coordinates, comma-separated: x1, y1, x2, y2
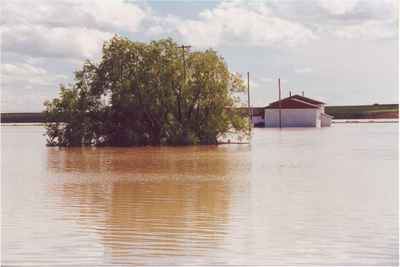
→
(2, 0, 398, 112)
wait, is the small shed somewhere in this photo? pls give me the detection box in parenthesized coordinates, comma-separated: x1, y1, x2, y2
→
(264, 95, 332, 128)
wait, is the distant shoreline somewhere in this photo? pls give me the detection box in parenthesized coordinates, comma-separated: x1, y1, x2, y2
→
(333, 119, 398, 123)
(1, 119, 398, 127)
(1, 104, 398, 123)
(325, 104, 398, 120)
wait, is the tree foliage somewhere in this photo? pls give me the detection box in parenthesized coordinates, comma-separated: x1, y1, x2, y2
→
(44, 36, 249, 146)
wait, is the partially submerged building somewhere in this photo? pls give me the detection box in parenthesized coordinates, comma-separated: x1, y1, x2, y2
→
(264, 95, 332, 127)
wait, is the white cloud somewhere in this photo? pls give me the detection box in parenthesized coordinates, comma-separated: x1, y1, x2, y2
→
(294, 67, 313, 74)
(151, 1, 316, 48)
(2, 0, 147, 33)
(2, 25, 113, 60)
(3, 0, 396, 59)
(316, 0, 398, 39)
(259, 77, 274, 83)
(2, 63, 67, 87)
(334, 19, 397, 40)
(1, 0, 152, 111)
(3, 63, 46, 77)
(1, 0, 149, 60)
(1, 0, 397, 111)
(147, 0, 397, 48)
(1, 63, 69, 111)
(317, 0, 360, 15)
(264, 1, 398, 39)
(314, 0, 398, 40)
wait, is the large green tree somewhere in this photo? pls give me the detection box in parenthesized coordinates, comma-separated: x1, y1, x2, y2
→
(44, 36, 249, 146)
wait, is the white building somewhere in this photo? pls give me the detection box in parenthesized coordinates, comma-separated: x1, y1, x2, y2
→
(264, 95, 333, 128)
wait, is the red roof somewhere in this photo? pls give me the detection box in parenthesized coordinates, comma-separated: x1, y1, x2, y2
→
(266, 94, 325, 109)
(290, 95, 325, 105)
(266, 98, 319, 109)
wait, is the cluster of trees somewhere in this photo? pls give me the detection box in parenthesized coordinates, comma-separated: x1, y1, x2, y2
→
(44, 36, 249, 146)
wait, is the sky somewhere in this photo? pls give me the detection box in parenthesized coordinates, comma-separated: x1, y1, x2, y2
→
(1, 0, 398, 112)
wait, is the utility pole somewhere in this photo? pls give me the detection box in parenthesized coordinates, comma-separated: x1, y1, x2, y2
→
(178, 45, 191, 124)
(278, 78, 282, 129)
(179, 45, 191, 85)
(247, 72, 252, 132)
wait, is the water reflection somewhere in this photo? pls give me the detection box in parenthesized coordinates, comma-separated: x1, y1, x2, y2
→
(46, 145, 250, 264)
(47, 146, 250, 180)
(3, 125, 398, 265)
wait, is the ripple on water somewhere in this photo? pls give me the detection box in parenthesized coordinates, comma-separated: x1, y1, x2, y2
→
(2, 125, 398, 266)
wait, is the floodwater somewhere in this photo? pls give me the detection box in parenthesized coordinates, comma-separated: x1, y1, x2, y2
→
(1, 124, 398, 266)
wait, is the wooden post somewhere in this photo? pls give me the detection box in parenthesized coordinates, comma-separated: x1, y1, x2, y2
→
(247, 72, 252, 132)
(179, 45, 191, 85)
(178, 45, 191, 124)
(278, 78, 282, 129)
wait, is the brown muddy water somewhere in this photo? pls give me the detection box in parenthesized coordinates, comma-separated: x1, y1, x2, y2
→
(1, 124, 398, 266)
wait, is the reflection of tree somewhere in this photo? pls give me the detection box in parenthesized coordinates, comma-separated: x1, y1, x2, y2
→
(47, 145, 249, 264)
(47, 145, 249, 180)
(103, 180, 231, 259)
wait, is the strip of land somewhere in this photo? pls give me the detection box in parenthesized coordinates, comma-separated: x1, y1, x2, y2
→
(1, 104, 398, 123)
(325, 104, 398, 119)
(1, 112, 47, 123)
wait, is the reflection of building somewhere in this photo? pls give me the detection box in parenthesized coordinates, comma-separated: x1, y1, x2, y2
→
(47, 146, 249, 264)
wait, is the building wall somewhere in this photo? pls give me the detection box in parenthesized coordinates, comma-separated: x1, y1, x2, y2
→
(265, 108, 319, 127)
(321, 113, 332, 127)
(252, 115, 265, 126)
(316, 109, 322, 128)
